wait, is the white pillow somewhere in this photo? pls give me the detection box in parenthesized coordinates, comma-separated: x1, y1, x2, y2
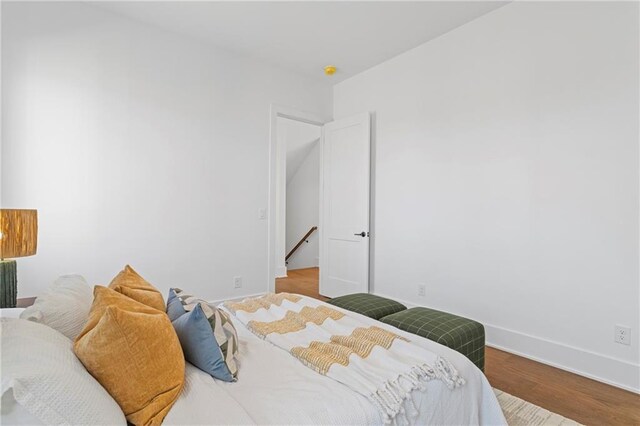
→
(0, 318, 126, 425)
(1, 388, 45, 425)
(0, 308, 25, 319)
(20, 275, 93, 340)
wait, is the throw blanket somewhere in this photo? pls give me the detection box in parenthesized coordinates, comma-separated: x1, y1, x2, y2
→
(224, 293, 465, 424)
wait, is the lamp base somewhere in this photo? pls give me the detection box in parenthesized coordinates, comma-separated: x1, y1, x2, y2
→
(0, 260, 17, 308)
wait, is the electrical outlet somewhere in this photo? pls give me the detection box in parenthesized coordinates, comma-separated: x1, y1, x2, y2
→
(418, 284, 426, 297)
(615, 325, 631, 345)
(258, 208, 267, 220)
(233, 276, 242, 289)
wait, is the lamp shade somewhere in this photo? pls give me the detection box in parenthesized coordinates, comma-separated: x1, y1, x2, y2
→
(0, 209, 38, 259)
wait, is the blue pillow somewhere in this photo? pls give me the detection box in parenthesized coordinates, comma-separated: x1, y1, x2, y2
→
(171, 303, 236, 382)
(166, 288, 239, 381)
(166, 288, 187, 321)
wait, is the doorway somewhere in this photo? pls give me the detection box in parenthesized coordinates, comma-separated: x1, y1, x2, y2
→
(278, 115, 322, 279)
(267, 105, 327, 295)
(267, 105, 372, 298)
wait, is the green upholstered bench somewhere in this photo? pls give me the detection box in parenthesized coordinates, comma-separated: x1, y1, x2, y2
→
(379, 307, 485, 371)
(327, 293, 407, 320)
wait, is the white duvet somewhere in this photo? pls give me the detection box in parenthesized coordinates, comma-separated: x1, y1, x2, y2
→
(165, 297, 506, 425)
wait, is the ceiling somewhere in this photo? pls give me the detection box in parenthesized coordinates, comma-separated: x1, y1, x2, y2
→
(94, 1, 508, 83)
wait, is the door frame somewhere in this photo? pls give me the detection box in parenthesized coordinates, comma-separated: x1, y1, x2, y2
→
(267, 104, 329, 293)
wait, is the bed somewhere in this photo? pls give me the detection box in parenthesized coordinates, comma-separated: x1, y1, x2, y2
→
(0, 275, 506, 425)
(1, 293, 506, 425)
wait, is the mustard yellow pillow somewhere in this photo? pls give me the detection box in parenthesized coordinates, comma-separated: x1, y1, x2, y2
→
(74, 286, 184, 426)
(109, 265, 165, 311)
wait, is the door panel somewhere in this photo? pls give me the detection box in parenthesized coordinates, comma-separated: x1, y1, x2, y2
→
(320, 112, 370, 298)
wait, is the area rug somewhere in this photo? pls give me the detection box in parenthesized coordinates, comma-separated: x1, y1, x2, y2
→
(494, 389, 582, 425)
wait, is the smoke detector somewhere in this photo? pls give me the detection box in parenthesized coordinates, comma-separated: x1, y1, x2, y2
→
(324, 65, 337, 76)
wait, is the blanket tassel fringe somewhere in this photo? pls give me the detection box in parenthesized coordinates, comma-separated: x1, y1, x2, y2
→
(370, 357, 466, 424)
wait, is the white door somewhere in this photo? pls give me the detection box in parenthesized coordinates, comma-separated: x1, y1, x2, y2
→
(319, 112, 370, 298)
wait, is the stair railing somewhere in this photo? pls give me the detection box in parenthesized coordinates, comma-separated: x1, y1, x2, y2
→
(286, 226, 318, 262)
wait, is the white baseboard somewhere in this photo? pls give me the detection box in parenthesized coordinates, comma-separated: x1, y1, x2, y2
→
(373, 292, 640, 394)
(209, 292, 266, 306)
(275, 266, 287, 278)
(485, 323, 639, 393)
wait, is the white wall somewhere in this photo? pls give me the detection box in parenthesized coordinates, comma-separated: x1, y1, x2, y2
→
(334, 1, 640, 392)
(283, 118, 321, 185)
(286, 141, 320, 270)
(1, 2, 331, 300)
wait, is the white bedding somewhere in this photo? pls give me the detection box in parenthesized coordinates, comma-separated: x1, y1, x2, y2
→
(2, 298, 507, 425)
(165, 296, 506, 425)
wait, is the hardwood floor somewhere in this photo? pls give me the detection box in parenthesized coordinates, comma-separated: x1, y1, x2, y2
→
(276, 267, 640, 425)
(275, 267, 328, 302)
(485, 347, 640, 425)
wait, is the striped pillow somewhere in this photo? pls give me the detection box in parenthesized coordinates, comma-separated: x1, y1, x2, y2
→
(168, 288, 239, 381)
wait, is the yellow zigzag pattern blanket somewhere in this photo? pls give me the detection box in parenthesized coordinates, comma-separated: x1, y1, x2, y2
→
(225, 293, 465, 424)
